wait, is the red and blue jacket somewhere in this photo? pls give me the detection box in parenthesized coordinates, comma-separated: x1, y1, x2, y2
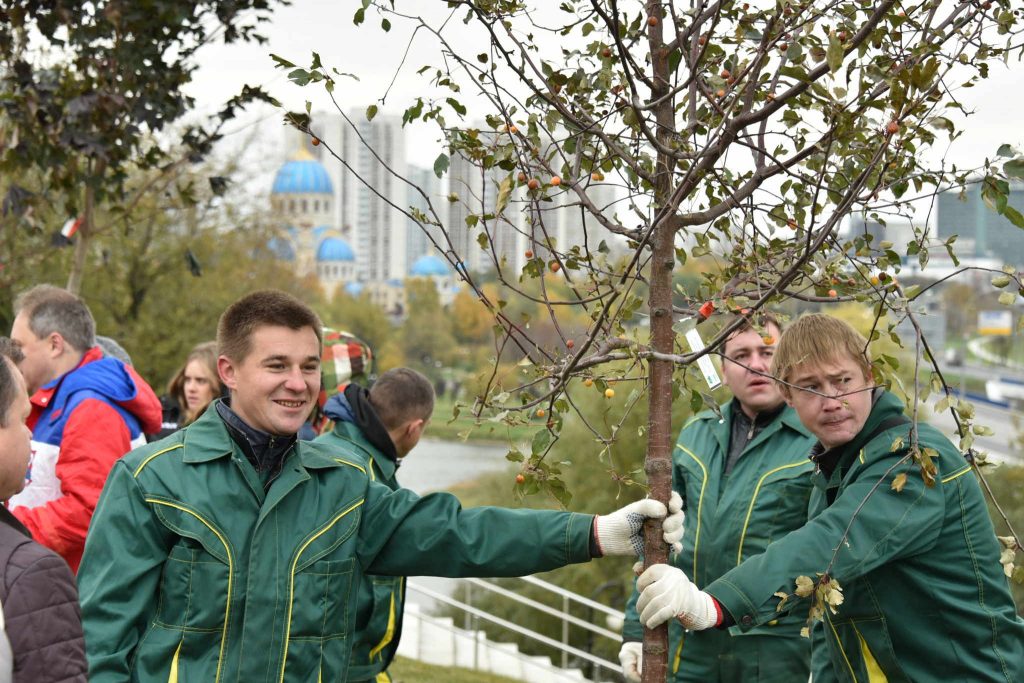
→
(9, 346, 161, 572)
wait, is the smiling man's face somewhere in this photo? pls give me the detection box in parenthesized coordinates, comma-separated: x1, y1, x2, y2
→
(217, 325, 321, 436)
(722, 324, 784, 419)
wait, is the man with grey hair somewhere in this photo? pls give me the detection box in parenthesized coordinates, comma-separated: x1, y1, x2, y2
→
(8, 284, 161, 571)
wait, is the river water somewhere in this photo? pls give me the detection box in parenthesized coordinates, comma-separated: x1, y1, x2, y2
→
(395, 437, 512, 494)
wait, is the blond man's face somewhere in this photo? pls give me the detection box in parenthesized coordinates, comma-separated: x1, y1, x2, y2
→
(785, 355, 873, 450)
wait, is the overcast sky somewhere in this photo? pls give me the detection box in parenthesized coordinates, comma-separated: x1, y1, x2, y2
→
(184, 0, 1024, 206)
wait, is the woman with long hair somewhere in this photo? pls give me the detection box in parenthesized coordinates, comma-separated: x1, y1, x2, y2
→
(148, 341, 224, 441)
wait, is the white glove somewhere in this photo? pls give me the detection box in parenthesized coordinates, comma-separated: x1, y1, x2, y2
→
(595, 491, 684, 556)
(662, 491, 684, 553)
(636, 563, 717, 630)
(618, 641, 642, 683)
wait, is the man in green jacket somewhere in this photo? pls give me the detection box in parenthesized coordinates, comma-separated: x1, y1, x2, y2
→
(314, 367, 435, 682)
(619, 313, 817, 682)
(635, 313, 1024, 682)
(77, 290, 684, 683)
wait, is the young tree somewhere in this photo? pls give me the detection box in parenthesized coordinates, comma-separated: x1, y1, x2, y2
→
(283, 2, 1024, 678)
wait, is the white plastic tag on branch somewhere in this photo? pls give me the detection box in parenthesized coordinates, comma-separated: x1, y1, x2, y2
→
(684, 326, 722, 390)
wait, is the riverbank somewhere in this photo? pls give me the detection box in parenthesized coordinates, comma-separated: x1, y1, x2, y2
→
(427, 395, 541, 445)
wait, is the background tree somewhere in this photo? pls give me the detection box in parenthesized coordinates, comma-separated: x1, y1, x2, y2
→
(0, 0, 284, 294)
(0, 135, 311, 391)
(281, 1, 1024, 678)
(320, 289, 395, 354)
(401, 278, 460, 379)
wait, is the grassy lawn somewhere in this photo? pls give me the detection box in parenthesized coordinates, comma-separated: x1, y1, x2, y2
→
(428, 394, 543, 446)
(387, 656, 526, 683)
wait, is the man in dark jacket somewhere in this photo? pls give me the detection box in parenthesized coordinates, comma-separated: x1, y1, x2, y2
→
(0, 337, 87, 682)
(315, 366, 435, 682)
(8, 285, 162, 571)
(78, 289, 684, 682)
(634, 313, 1024, 682)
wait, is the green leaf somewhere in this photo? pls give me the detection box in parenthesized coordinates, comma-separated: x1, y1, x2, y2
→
(1002, 205, 1024, 229)
(531, 428, 552, 455)
(433, 152, 449, 178)
(445, 97, 467, 116)
(353, 7, 365, 25)
(366, 104, 378, 121)
(996, 144, 1018, 158)
(998, 291, 1017, 306)
(545, 478, 573, 508)
(381, 17, 391, 32)
(1004, 159, 1024, 179)
(270, 54, 297, 69)
(505, 449, 524, 463)
(826, 34, 844, 74)
(992, 274, 1011, 288)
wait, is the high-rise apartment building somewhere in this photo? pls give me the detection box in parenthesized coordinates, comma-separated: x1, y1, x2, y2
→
(406, 165, 447, 267)
(306, 111, 410, 282)
(936, 181, 1024, 265)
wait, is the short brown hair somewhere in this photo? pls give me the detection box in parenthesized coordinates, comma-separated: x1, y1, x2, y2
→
(721, 311, 783, 353)
(14, 284, 95, 352)
(217, 290, 323, 362)
(771, 313, 872, 395)
(0, 337, 25, 428)
(369, 368, 435, 431)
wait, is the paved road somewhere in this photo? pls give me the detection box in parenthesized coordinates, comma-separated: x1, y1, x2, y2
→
(948, 361, 1024, 384)
(926, 398, 1022, 465)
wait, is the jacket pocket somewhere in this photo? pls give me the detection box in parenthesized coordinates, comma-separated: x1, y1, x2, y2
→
(826, 614, 910, 683)
(737, 462, 814, 562)
(155, 538, 231, 632)
(291, 557, 356, 638)
(282, 557, 356, 682)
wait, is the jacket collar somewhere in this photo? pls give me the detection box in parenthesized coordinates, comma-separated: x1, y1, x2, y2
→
(810, 388, 902, 475)
(0, 506, 31, 539)
(329, 421, 399, 481)
(181, 401, 356, 472)
(698, 398, 805, 455)
(29, 346, 100, 410)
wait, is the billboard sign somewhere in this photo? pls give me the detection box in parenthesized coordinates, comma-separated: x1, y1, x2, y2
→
(978, 310, 1013, 336)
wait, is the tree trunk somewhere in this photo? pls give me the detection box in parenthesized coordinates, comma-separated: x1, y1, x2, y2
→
(66, 160, 104, 295)
(641, 3, 678, 681)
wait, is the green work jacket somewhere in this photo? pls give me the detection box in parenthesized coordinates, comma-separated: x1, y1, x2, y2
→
(623, 400, 816, 681)
(706, 391, 1024, 683)
(78, 406, 593, 683)
(314, 421, 404, 682)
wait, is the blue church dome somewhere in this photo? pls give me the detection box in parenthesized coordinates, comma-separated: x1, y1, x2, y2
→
(410, 254, 449, 277)
(272, 149, 333, 195)
(266, 236, 295, 261)
(317, 237, 355, 262)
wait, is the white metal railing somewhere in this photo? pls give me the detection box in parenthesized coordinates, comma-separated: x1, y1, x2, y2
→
(406, 574, 624, 679)
(400, 603, 588, 682)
